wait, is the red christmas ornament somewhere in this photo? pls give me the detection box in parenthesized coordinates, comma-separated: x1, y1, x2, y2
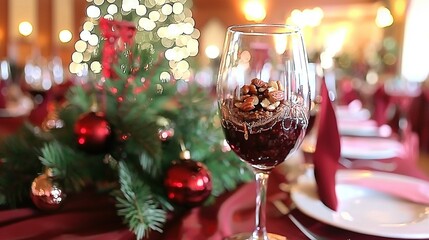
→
(164, 150, 212, 206)
(74, 111, 112, 154)
(30, 170, 65, 211)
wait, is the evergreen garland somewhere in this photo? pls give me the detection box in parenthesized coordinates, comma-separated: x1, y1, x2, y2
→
(0, 39, 252, 238)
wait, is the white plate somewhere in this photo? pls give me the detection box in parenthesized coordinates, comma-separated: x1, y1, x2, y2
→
(336, 105, 371, 122)
(337, 119, 391, 137)
(341, 136, 402, 160)
(291, 170, 429, 239)
(338, 122, 379, 137)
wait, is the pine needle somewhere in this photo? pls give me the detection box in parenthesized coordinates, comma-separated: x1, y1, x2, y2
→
(115, 161, 167, 239)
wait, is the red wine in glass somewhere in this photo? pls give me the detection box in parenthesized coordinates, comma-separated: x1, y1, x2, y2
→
(220, 79, 308, 170)
(27, 89, 48, 105)
(27, 89, 47, 98)
(217, 24, 311, 240)
(222, 114, 307, 169)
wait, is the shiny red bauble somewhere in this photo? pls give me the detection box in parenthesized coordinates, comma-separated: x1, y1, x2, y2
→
(30, 173, 65, 211)
(74, 111, 113, 154)
(164, 159, 212, 206)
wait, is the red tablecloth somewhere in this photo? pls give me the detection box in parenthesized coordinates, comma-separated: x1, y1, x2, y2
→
(0, 131, 428, 240)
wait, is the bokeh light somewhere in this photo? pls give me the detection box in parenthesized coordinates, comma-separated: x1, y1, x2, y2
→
(59, 30, 73, 43)
(243, 0, 266, 22)
(71, 0, 200, 80)
(19, 21, 33, 36)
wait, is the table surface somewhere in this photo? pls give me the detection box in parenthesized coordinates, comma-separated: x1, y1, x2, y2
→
(1, 105, 429, 240)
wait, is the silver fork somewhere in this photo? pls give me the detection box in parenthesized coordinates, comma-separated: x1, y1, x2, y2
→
(272, 200, 328, 240)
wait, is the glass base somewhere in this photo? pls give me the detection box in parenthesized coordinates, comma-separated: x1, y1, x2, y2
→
(225, 232, 286, 240)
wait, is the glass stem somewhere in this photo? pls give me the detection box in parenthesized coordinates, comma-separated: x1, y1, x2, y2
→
(252, 170, 270, 240)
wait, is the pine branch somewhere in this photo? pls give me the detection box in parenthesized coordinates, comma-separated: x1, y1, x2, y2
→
(138, 152, 163, 178)
(39, 141, 107, 192)
(66, 86, 94, 111)
(114, 161, 167, 240)
(0, 125, 46, 207)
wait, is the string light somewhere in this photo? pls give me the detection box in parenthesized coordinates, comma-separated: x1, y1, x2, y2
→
(70, 0, 199, 81)
(243, 0, 266, 22)
(205, 45, 220, 59)
(287, 7, 324, 28)
(18, 21, 33, 36)
(375, 6, 393, 28)
(59, 30, 73, 43)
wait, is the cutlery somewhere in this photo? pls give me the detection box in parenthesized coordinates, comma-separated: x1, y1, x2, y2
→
(272, 200, 328, 240)
(289, 214, 327, 240)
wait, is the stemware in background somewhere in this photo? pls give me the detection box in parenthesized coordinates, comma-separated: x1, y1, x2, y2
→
(0, 59, 34, 136)
(217, 24, 311, 240)
(384, 77, 421, 137)
(22, 56, 53, 105)
(0, 59, 12, 109)
(0, 59, 32, 113)
(50, 56, 64, 86)
(21, 54, 62, 127)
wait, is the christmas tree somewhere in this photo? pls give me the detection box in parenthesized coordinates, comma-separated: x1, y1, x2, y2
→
(0, 1, 252, 239)
(69, 0, 200, 81)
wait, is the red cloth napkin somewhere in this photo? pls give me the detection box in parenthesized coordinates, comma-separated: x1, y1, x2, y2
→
(313, 79, 340, 211)
(338, 78, 360, 105)
(418, 88, 429, 152)
(373, 84, 391, 126)
(28, 90, 53, 126)
(0, 81, 6, 109)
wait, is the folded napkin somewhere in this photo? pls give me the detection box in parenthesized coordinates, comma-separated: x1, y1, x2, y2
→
(209, 182, 255, 239)
(313, 79, 340, 211)
(208, 171, 292, 239)
(28, 90, 53, 126)
(373, 84, 391, 126)
(338, 78, 360, 105)
(0, 81, 6, 109)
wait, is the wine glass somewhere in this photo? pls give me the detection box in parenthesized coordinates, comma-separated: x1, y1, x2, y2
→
(23, 56, 53, 105)
(306, 63, 323, 134)
(0, 59, 12, 109)
(217, 24, 311, 239)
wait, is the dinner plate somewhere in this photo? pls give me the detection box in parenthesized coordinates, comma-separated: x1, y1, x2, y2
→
(291, 170, 429, 239)
(341, 136, 402, 160)
(338, 122, 378, 137)
(336, 105, 371, 122)
(337, 119, 391, 137)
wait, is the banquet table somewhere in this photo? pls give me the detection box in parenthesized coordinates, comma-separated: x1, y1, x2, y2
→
(0, 131, 428, 240)
(1, 94, 429, 240)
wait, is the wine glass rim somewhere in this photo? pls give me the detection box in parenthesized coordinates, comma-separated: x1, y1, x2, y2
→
(227, 24, 301, 35)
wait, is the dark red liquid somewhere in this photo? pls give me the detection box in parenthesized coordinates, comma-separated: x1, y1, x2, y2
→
(222, 116, 306, 169)
(28, 89, 47, 98)
(27, 89, 48, 105)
